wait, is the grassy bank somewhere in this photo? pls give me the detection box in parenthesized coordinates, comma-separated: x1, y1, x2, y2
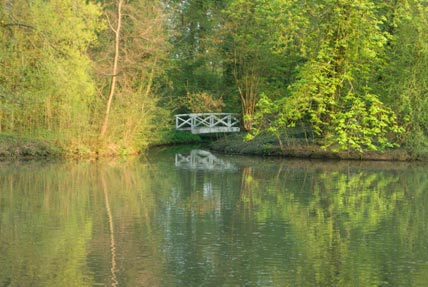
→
(209, 133, 412, 161)
(0, 129, 203, 160)
(0, 130, 414, 161)
(0, 134, 63, 159)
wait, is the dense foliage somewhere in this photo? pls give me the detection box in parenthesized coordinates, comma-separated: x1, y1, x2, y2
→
(1, 0, 428, 155)
(0, 0, 168, 155)
(167, 0, 428, 154)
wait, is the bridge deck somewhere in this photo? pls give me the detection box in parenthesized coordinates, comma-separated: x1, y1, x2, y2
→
(175, 113, 240, 134)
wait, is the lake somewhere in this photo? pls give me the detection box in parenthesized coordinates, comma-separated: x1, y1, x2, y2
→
(1, 147, 428, 286)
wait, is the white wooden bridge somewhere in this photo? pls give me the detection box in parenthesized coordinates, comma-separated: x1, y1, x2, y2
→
(175, 150, 237, 171)
(175, 113, 240, 134)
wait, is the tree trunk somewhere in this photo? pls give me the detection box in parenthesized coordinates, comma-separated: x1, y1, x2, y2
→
(100, 0, 123, 138)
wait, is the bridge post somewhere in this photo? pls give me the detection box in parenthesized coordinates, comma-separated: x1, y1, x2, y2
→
(191, 114, 195, 129)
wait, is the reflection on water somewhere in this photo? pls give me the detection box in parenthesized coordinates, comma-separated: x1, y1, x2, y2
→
(175, 149, 237, 171)
(1, 150, 428, 286)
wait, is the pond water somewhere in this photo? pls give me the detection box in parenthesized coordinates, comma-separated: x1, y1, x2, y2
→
(1, 147, 428, 287)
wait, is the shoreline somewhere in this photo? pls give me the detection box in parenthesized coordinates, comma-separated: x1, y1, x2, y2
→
(0, 135, 63, 160)
(0, 132, 418, 161)
(208, 133, 414, 161)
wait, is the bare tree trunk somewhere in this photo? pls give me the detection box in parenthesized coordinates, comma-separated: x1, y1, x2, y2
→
(100, 0, 123, 138)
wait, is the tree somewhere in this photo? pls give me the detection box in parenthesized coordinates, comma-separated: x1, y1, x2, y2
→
(93, 0, 169, 152)
(222, 0, 268, 131)
(381, 0, 428, 157)
(100, 0, 124, 138)
(0, 0, 102, 143)
(254, 0, 402, 151)
(0, 0, 170, 154)
(164, 0, 227, 113)
(222, 0, 305, 131)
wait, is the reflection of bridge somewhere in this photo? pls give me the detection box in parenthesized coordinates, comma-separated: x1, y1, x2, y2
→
(175, 150, 237, 171)
(175, 113, 240, 134)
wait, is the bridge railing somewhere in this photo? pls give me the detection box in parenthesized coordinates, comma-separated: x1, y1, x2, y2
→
(175, 113, 240, 134)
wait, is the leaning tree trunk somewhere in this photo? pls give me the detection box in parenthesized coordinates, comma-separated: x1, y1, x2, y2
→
(100, 0, 123, 138)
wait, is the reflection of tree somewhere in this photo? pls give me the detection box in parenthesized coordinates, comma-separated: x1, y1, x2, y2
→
(240, 166, 256, 213)
(235, 161, 425, 286)
(101, 175, 118, 287)
(94, 162, 169, 287)
(288, 170, 402, 286)
(1, 157, 428, 286)
(0, 160, 169, 287)
(158, 156, 428, 286)
(0, 163, 95, 287)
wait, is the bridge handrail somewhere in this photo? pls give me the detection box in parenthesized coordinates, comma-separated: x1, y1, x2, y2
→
(174, 113, 240, 117)
(175, 113, 240, 130)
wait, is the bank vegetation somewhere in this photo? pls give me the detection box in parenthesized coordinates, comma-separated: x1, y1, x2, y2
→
(1, 0, 428, 159)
